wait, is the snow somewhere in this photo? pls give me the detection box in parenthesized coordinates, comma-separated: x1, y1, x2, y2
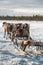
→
(0, 40, 42, 65)
(0, 20, 43, 65)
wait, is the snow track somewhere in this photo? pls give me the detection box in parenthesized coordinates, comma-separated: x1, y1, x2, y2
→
(0, 38, 43, 65)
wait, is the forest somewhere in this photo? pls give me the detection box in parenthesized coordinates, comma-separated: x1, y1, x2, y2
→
(0, 15, 43, 21)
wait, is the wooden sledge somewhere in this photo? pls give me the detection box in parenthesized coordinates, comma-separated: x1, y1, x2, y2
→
(16, 46, 36, 56)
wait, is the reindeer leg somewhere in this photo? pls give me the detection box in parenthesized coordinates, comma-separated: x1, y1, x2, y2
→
(10, 32, 14, 43)
(4, 30, 6, 38)
(15, 38, 18, 47)
(6, 31, 8, 39)
(23, 45, 27, 51)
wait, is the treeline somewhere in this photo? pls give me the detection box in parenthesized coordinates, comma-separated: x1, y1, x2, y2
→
(0, 15, 43, 21)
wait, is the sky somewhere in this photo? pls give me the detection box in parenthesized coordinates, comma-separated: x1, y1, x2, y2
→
(0, 0, 43, 16)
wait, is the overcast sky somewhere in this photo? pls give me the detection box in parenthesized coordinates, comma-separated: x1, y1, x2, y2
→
(0, 0, 43, 16)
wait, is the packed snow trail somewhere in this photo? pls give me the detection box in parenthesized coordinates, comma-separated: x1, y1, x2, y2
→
(0, 38, 43, 65)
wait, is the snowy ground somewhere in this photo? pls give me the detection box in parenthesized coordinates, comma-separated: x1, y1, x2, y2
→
(0, 38, 43, 65)
(0, 20, 43, 65)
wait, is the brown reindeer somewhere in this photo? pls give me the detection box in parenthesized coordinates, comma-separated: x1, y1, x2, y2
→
(2, 22, 17, 40)
(2, 22, 10, 38)
(16, 23, 29, 38)
(20, 40, 30, 51)
(23, 23, 29, 39)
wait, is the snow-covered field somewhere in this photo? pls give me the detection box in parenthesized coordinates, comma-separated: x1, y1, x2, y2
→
(0, 20, 43, 65)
